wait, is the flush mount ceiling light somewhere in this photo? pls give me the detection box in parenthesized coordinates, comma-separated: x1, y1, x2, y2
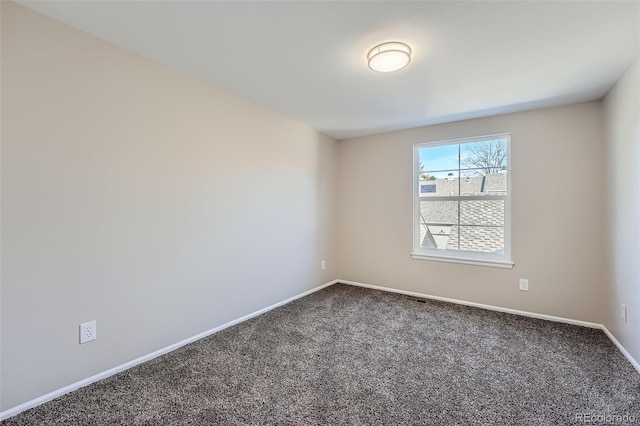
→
(367, 42, 412, 73)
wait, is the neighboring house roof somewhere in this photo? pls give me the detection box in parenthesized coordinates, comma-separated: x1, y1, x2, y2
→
(420, 173, 507, 196)
(419, 173, 506, 253)
(445, 223, 505, 253)
(421, 228, 437, 249)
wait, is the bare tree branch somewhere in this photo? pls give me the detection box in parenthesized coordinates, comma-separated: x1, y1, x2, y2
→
(462, 141, 507, 175)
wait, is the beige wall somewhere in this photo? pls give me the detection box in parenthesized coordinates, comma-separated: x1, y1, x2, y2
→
(604, 58, 640, 363)
(337, 102, 607, 323)
(1, 2, 338, 411)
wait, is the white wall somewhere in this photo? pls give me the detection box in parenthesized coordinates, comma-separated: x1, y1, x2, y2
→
(1, 2, 338, 411)
(604, 58, 640, 364)
(337, 102, 607, 323)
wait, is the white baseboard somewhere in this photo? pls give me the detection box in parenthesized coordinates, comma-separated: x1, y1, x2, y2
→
(600, 326, 640, 374)
(339, 279, 640, 374)
(0, 280, 339, 422)
(339, 279, 601, 328)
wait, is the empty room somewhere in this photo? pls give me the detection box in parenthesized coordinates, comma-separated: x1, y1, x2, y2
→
(1, 1, 639, 424)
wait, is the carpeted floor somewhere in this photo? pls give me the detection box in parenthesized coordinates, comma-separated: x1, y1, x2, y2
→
(3, 284, 640, 425)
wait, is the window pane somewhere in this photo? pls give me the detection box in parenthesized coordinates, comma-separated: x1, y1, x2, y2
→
(458, 200, 505, 253)
(419, 201, 458, 250)
(460, 139, 507, 174)
(418, 171, 459, 196)
(459, 170, 507, 196)
(419, 144, 458, 172)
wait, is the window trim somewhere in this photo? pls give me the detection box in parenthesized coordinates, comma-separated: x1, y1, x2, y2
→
(412, 133, 514, 269)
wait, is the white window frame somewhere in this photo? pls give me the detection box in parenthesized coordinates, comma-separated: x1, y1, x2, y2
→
(411, 133, 514, 269)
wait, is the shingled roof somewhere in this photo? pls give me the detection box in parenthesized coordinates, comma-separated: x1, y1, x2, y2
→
(419, 173, 506, 253)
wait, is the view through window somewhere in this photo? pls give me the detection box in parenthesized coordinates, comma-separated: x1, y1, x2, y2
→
(412, 134, 512, 267)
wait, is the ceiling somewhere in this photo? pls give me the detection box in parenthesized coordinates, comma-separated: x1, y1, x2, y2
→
(17, 1, 640, 140)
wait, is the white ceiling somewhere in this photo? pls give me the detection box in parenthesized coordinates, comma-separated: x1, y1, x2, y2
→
(17, 1, 640, 140)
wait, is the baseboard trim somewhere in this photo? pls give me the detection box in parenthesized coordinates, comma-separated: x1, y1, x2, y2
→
(339, 279, 640, 374)
(600, 326, 640, 374)
(0, 279, 339, 421)
(339, 279, 601, 328)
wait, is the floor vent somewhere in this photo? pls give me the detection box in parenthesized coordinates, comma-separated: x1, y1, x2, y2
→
(403, 295, 428, 304)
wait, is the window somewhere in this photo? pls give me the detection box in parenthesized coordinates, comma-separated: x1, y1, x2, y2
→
(412, 134, 513, 268)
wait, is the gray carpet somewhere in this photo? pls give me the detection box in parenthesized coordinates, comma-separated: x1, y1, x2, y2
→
(3, 284, 639, 425)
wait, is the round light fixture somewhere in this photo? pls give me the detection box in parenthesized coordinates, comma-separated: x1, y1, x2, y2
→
(367, 42, 412, 73)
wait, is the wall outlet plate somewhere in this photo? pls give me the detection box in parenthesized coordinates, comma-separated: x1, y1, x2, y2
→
(321, 260, 326, 270)
(622, 304, 627, 323)
(519, 279, 529, 291)
(80, 320, 96, 344)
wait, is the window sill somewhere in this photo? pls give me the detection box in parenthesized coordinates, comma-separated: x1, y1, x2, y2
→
(411, 253, 514, 269)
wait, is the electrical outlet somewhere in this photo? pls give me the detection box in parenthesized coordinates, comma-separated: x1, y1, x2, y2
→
(622, 304, 627, 323)
(519, 279, 529, 292)
(80, 320, 96, 344)
(321, 260, 326, 270)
